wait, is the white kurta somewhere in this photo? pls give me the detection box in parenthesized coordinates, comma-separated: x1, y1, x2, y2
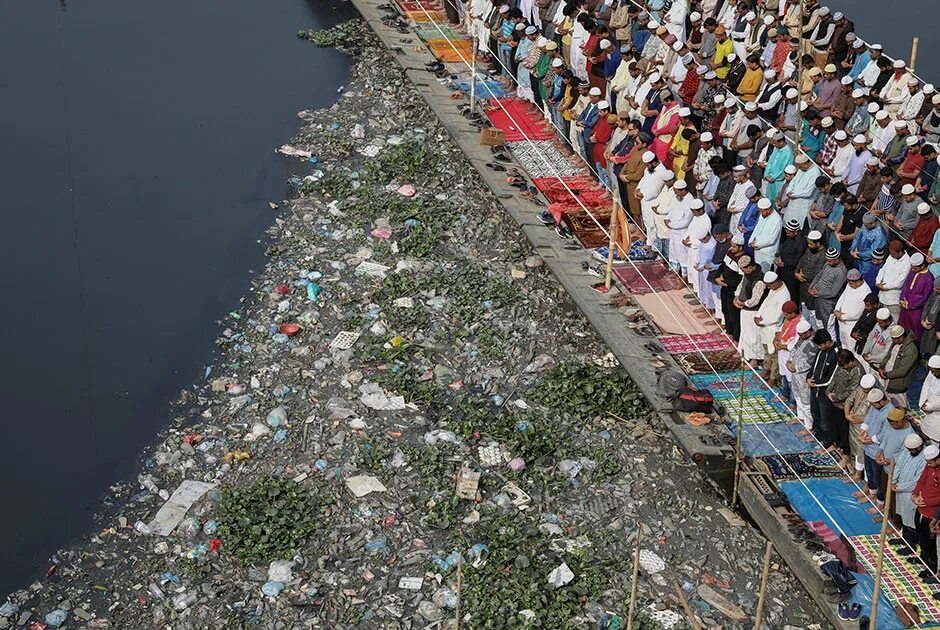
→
(919, 373, 940, 443)
(833, 283, 872, 349)
(756, 286, 792, 352)
(728, 182, 752, 233)
(651, 188, 677, 241)
(638, 164, 670, 242)
(749, 212, 782, 272)
(875, 254, 912, 306)
(685, 213, 711, 292)
(667, 196, 694, 269)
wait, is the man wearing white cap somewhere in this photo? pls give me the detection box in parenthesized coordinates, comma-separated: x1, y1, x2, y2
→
(880, 59, 912, 116)
(899, 77, 926, 123)
(845, 92, 873, 138)
(833, 269, 871, 349)
(842, 135, 872, 195)
(844, 373, 878, 482)
(576, 86, 603, 159)
(875, 240, 911, 320)
(684, 199, 712, 294)
(666, 192, 695, 276)
(727, 164, 752, 233)
(786, 319, 817, 429)
(753, 273, 790, 375)
(919, 356, 940, 443)
(808, 7, 835, 67)
(870, 113, 899, 158)
(892, 432, 927, 549)
(762, 131, 794, 204)
(857, 388, 894, 503)
(637, 151, 671, 245)
(924, 95, 940, 145)
(824, 129, 854, 182)
(663, 0, 688, 43)
(912, 444, 940, 572)
(755, 68, 785, 120)
(738, 268, 772, 364)
(877, 325, 918, 409)
(781, 155, 822, 226)
(650, 175, 679, 256)
(862, 307, 895, 371)
(890, 184, 922, 240)
(690, 131, 721, 192)
(898, 253, 934, 344)
(514, 26, 540, 103)
(749, 198, 782, 272)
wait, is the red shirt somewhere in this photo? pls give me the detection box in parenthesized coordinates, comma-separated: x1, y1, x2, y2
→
(898, 152, 925, 187)
(910, 214, 940, 252)
(592, 116, 614, 166)
(913, 465, 940, 518)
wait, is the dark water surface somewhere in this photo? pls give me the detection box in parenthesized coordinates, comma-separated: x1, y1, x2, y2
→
(0, 0, 354, 596)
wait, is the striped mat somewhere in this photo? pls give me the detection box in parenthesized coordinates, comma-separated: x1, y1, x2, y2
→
(415, 26, 462, 41)
(721, 394, 790, 424)
(405, 10, 450, 23)
(691, 371, 767, 396)
(659, 332, 734, 354)
(757, 452, 843, 479)
(849, 534, 940, 625)
(509, 140, 586, 178)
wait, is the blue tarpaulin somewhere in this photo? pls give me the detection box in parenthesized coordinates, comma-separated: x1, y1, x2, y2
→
(727, 421, 816, 457)
(780, 478, 883, 537)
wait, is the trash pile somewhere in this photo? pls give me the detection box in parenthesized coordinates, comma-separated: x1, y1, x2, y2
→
(0, 21, 817, 629)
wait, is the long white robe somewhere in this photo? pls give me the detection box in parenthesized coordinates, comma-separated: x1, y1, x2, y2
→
(568, 15, 589, 81)
(639, 164, 670, 243)
(756, 286, 792, 353)
(651, 187, 678, 241)
(664, 2, 688, 43)
(749, 212, 782, 272)
(667, 196, 694, 270)
(685, 213, 712, 293)
(919, 372, 940, 443)
(833, 283, 871, 350)
(783, 164, 822, 226)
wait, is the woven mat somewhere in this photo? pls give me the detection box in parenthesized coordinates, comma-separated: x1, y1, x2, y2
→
(691, 371, 767, 397)
(722, 394, 790, 424)
(849, 534, 940, 624)
(532, 176, 611, 206)
(613, 261, 686, 295)
(634, 291, 720, 336)
(561, 208, 612, 249)
(398, 0, 444, 12)
(659, 333, 734, 355)
(415, 26, 461, 41)
(426, 40, 475, 63)
(450, 77, 511, 99)
(406, 10, 449, 23)
(758, 452, 843, 479)
(509, 140, 585, 177)
(485, 100, 556, 141)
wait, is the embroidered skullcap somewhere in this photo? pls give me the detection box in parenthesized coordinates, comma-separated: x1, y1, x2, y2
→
(745, 11, 756, 20)
(851, 89, 865, 99)
(785, 218, 801, 231)
(834, 130, 847, 141)
(889, 325, 905, 337)
(732, 233, 745, 245)
(871, 43, 883, 51)
(763, 15, 774, 25)
(690, 11, 702, 21)
(821, 116, 833, 127)
(818, 6, 831, 16)
(905, 433, 924, 449)
(537, 36, 548, 47)
(876, 110, 889, 120)
(908, 77, 920, 87)
(682, 54, 695, 64)
(545, 41, 558, 50)
(853, 39, 865, 49)
(649, 72, 662, 83)
(727, 53, 737, 63)
(525, 25, 537, 35)
(706, 70, 717, 80)
(934, 94, 940, 105)
(744, 101, 758, 112)
(695, 65, 707, 75)
(679, 107, 691, 117)
(887, 408, 905, 422)
(765, 69, 777, 80)
(498, 4, 509, 11)
(733, 164, 747, 173)
(824, 63, 837, 74)
(597, 100, 610, 109)
(907, 135, 920, 146)
(872, 247, 886, 259)
(515, 23, 526, 31)
(926, 84, 936, 94)
(852, 134, 867, 144)
(867, 102, 880, 113)
(876, 307, 890, 320)
(825, 247, 840, 259)
(672, 41, 684, 52)
(713, 94, 725, 104)
(841, 75, 853, 86)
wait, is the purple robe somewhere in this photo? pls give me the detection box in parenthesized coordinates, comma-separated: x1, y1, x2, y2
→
(899, 269, 935, 343)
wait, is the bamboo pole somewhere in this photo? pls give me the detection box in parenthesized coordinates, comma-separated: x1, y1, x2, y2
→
(605, 195, 620, 289)
(731, 357, 746, 506)
(671, 578, 703, 630)
(455, 552, 463, 629)
(870, 459, 897, 629)
(626, 523, 642, 630)
(468, 13, 476, 114)
(910, 37, 920, 73)
(752, 540, 775, 630)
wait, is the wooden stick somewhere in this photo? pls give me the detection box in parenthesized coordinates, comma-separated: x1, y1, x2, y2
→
(626, 523, 642, 630)
(911, 37, 920, 73)
(469, 17, 477, 114)
(455, 552, 463, 629)
(605, 196, 620, 289)
(752, 540, 774, 630)
(870, 459, 897, 629)
(731, 357, 746, 506)
(671, 578, 703, 630)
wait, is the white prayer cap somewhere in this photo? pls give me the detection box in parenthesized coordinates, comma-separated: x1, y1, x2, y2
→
(867, 156, 880, 166)
(672, 41, 684, 52)
(589, 86, 602, 96)
(690, 11, 702, 21)
(786, 88, 798, 99)
(727, 53, 737, 63)
(676, 107, 690, 118)
(867, 102, 880, 113)
(745, 11, 756, 20)
(525, 25, 538, 35)
(766, 128, 780, 140)
(853, 39, 865, 49)
(706, 71, 718, 80)
(765, 69, 777, 80)
(597, 100, 610, 109)
(876, 308, 891, 320)
(757, 198, 772, 209)
(926, 84, 936, 94)
(498, 4, 509, 12)
(662, 170, 676, 179)
(894, 119, 908, 129)
(674, 179, 688, 189)
(846, 33, 856, 42)
(515, 23, 526, 31)
(867, 389, 885, 403)
(796, 320, 812, 333)
(893, 59, 906, 69)
(834, 130, 848, 141)
(930, 355, 940, 369)
(905, 433, 924, 449)
(682, 53, 695, 64)
(934, 94, 940, 105)
(744, 102, 758, 112)
(537, 36, 548, 47)
(649, 72, 662, 83)
(925, 445, 940, 460)
(714, 94, 726, 104)
(733, 164, 747, 173)
(818, 6, 831, 17)
(807, 230, 823, 240)
(840, 75, 853, 86)
(763, 271, 778, 283)
(551, 58, 563, 67)
(871, 44, 883, 51)
(919, 202, 932, 214)
(695, 65, 708, 74)
(821, 116, 834, 127)
(799, 101, 809, 111)
(732, 233, 745, 245)
(902, 183, 916, 195)
(700, 131, 714, 142)
(690, 198, 705, 210)
(908, 77, 920, 87)
(600, 39, 612, 49)
(851, 88, 865, 99)
(860, 374, 877, 388)
(641, 150, 656, 163)
(906, 135, 920, 146)
(911, 252, 925, 265)
(763, 15, 775, 25)
(853, 134, 867, 144)
(784, 165, 797, 174)
(876, 110, 889, 120)
(833, 11, 843, 19)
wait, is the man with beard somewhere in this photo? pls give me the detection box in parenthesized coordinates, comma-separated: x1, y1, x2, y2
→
(732, 255, 765, 347)
(849, 293, 881, 356)
(794, 230, 826, 324)
(808, 247, 848, 332)
(891, 433, 927, 551)
(715, 235, 746, 338)
(774, 218, 806, 301)
(849, 213, 887, 277)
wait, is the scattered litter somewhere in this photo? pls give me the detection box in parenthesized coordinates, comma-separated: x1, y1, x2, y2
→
(547, 562, 574, 587)
(278, 144, 312, 158)
(146, 480, 215, 536)
(345, 474, 388, 497)
(330, 331, 361, 351)
(398, 576, 424, 590)
(355, 260, 390, 278)
(455, 462, 480, 499)
(359, 383, 406, 410)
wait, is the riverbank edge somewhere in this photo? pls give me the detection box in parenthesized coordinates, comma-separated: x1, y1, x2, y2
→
(343, 1, 849, 627)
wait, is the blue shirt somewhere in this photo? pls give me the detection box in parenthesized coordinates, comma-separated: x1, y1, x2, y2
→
(604, 49, 621, 80)
(739, 202, 760, 255)
(850, 225, 888, 275)
(863, 402, 895, 459)
(850, 50, 871, 82)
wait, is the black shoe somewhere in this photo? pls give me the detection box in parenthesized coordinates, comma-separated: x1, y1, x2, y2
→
(555, 225, 572, 239)
(896, 546, 916, 556)
(889, 537, 905, 546)
(586, 264, 604, 278)
(537, 211, 554, 226)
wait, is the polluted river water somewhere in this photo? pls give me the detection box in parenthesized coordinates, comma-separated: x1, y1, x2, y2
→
(0, 0, 354, 597)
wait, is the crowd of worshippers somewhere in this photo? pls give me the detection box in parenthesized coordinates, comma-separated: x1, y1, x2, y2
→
(461, 0, 940, 582)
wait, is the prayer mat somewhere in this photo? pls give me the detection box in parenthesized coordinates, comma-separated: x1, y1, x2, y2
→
(508, 140, 585, 177)
(398, 0, 444, 12)
(484, 100, 556, 141)
(425, 39, 475, 63)
(659, 332, 734, 354)
(559, 207, 612, 249)
(450, 77, 510, 99)
(849, 534, 940, 625)
(415, 26, 461, 41)
(758, 452, 843, 479)
(634, 291, 721, 336)
(613, 261, 686, 295)
(405, 10, 450, 23)
(728, 421, 816, 457)
(669, 347, 739, 372)
(532, 176, 611, 206)
(721, 394, 789, 424)
(691, 371, 766, 397)
(780, 478, 882, 536)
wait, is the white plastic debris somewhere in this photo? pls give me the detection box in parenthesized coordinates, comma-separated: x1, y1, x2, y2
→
(547, 562, 574, 588)
(359, 382, 406, 410)
(398, 577, 424, 590)
(345, 474, 388, 497)
(268, 560, 293, 583)
(639, 549, 666, 574)
(330, 331, 361, 351)
(147, 481, 215, 536)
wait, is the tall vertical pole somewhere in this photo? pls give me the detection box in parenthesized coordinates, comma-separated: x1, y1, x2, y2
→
(626, 522, 642, 630)
(795, 0, 805, 147)
(469, 13, 477, 114)
(870, 460, 897, 630)
(753, 541, 775, 630)
(605, 196, 620, 289)
(911, 37, 920, 73)
(732, 357, 747, 506)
